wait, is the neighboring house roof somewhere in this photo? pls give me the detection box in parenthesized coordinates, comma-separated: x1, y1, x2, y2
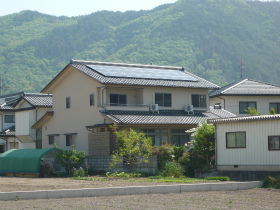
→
(209, 79, 280, 98)
(0, 91, 24, 111)
(42, 60, 220, 93)
(14, 93, 53, 108)
(208, 114, 280, 124)
(99, 106, 236, 125)
(0, 125, 15, 137)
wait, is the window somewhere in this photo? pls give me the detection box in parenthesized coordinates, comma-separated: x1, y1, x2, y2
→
(269, 103, 280, 113)
(90, 94, 94, 106)
(192, 94, 206, 108)
(110, 94, 127, 106)
(66, 97, 70, 109)
(226, 132, 246, 148)
(155, 93, 171, 107)
(268, 136, 280, 150)
(4, 115, 15, 123)
(239, 102, 256, 114)
(171, 129, 190, 146)
(65, 134, 76, 146)
(49, 136, 54, 145)
(9, 142, 19, 149)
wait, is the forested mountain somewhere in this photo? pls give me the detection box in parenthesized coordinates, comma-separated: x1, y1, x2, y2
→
(0, 0, 279, 94)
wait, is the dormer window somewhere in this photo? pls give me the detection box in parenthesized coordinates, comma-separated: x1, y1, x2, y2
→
(155, 93, 171, 107)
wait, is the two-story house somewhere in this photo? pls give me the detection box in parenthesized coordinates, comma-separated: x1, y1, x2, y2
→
(33, 60, 235, 156)
(210, 79, 280, 116)
(0, 92, 23, 152)
(13, 93, 52, 149)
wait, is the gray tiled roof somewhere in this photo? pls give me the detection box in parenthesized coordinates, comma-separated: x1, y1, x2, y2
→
(209, 114, 280, 124)
(21, 93, 53, 107)
(70, 60, 219, 89)
(0, 91, 24, 110)
(210, 79, 280, 97)
(0, 125, 15, 136)
(100, 106, 235, 125)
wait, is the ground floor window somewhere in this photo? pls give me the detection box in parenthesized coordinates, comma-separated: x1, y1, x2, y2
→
(137, 128, 189, 146)
(0, 145, 4, 153)
(226, 132, 246, 148)
(65, 133, 77, 146)
(171, 129, 190, 146)
(268, 136, 280, 150)
(9, 142, 19, 149)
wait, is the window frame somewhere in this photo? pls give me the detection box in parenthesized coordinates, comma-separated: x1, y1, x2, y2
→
(226, 131, 246, 149)
(191, 94, 207, 108)
(65, 133, 76, 147)
(155, 93, 172, 107)
(90, 94, 94, 106)
(269, 103, 280, 114)
(4, 115, 15, 123)
(49, 136, 54, 145)
(66, 97, 71, 109)
(268, 136, 280, 151)
(109, 93, 127, 106)
(239, 101, 256, 114)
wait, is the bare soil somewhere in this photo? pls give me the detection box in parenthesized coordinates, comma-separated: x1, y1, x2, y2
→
(0, 177, 279, 210)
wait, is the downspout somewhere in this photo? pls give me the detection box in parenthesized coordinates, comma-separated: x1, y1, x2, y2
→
(215, 125, 218, 170)
(217, 96, 226, 109)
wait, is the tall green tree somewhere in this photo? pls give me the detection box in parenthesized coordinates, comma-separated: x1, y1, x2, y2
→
(187, 119, 215, 171)
(110, 126, 153, 172)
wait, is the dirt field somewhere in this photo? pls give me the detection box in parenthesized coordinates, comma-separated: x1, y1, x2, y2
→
(0, 177, 279, 210)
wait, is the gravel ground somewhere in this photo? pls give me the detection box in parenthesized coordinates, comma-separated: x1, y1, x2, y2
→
(0, 177, 279, 210)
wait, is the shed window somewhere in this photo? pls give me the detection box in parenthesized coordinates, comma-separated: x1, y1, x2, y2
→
(239, 102, 256, 114)
(192, 95, 206, 108)
(226, 132, 246, 148)
(268, 136, 280, 150)
(155, 93, 171, 107)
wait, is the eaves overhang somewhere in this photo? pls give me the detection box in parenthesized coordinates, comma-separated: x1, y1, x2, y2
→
(32, 111, 54, 129)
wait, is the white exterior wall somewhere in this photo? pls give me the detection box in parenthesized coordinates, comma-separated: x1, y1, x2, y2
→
(42, 68, 210, 155)
(15, 111, 30, 135)
(210, 95, 280, 116)
(216, 119, 280, 171)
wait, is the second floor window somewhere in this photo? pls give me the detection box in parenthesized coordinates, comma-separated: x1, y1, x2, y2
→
(239, 102, 256, 114)
(192, 94, 206, 108)
(66, 97, 71, 109)
(90, 94, 94, 106)
(269, 103, 280, 113)
(4, 115, 15, 123)
(110, 94, 127, 106)
(155, 93, 171, 107)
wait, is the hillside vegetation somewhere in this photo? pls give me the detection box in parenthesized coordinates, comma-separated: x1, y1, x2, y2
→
(0, 0, 279, 94)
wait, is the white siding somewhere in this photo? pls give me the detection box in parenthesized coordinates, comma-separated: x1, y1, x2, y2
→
(15, 111, 30, 135)
(216, 119, 280, 167)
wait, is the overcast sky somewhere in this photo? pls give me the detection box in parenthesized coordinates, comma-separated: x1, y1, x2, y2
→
(0, 0, 178, 17)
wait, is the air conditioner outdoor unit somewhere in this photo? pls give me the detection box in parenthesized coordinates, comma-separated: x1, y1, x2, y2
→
(149, 104, 159, 112)
(184, 105, 194, 114)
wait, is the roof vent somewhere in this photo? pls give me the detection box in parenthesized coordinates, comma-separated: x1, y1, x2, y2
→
(214, 104, 222, 109)
(149, 104, 159, 113)
(184, 105, 194, 115)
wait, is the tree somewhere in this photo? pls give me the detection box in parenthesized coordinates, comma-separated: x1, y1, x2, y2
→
(245, 107, 261, 115)
(186, 119, 215, 171)
(54, 144, 85, 175)
(110, 126, 153, 172)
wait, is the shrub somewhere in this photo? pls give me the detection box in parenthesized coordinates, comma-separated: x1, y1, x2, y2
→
(159, 161, 184, 178)
(206, 176, 230, 181)
(106, 171, 143, 178)
(157, 144, 174, 170)
(263, 176, 277, 188)
(173, 146, 185, 162)
(72, 167, 85, 177)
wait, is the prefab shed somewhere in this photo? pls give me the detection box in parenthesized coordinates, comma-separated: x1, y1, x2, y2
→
(209, 114, 280, 172)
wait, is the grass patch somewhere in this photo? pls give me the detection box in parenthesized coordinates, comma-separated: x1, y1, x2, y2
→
(206, 176, 230, 181)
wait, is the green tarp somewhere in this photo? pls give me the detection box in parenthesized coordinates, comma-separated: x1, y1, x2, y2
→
(0, 148, 55, 173)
